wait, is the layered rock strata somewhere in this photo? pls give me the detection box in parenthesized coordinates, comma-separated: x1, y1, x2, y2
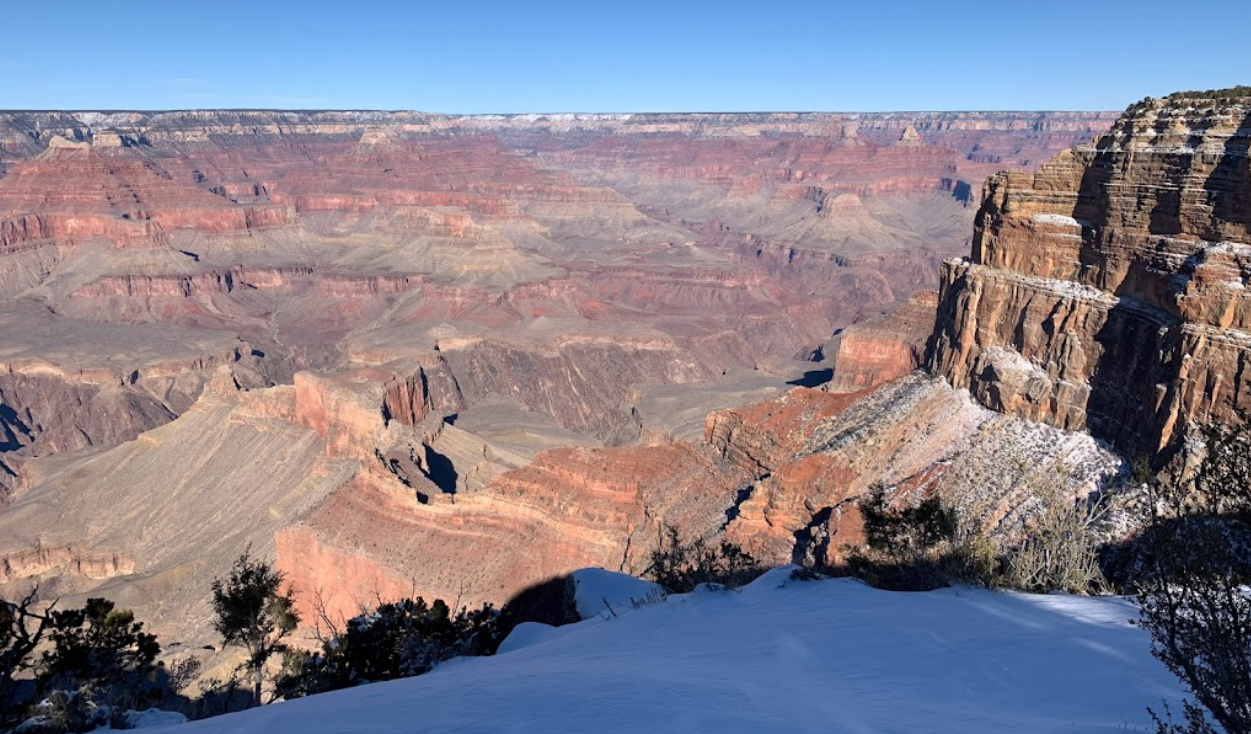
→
(707, 376, 1124, 569)
(0, 108, 1114, 493)
(827, 291, 939, 392)
(929, 92, 1251, 457)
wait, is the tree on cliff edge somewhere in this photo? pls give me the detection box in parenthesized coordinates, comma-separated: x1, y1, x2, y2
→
(211, 550, 299, 707)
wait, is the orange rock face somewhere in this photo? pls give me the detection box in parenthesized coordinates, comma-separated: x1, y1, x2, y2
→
(705, 387, 866, 473)
(709, 376, 1125, 570)
(828, 291, 939, 392)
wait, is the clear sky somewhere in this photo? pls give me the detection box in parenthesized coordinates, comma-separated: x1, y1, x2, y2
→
(3, 0, 1248, 113)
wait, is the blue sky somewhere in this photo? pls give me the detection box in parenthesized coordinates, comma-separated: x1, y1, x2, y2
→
(3, 0, 1247, 112)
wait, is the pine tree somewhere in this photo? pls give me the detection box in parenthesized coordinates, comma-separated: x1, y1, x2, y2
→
(210, 550, 299, 706)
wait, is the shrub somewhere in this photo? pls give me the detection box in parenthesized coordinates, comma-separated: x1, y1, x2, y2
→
(16, 688, 99, 734)
(644, 527, 765, 594)
(275, 597, 514, 700)
(945, 530, 1000, 587)
(1187, 423, 1251, 519)
(1136, 422, 1251, 734)
(845, 484, 998, 591)
(628, 587, 668, 610)
(38, 598, 161, 712)
(1002, 488, 1109, 595)
(788, 567, 824, 582)
(1138, 517, 1251, 734)
(859, 483, 957, 558)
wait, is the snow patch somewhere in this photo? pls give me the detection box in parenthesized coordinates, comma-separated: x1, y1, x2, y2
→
(1209, 241, 1251, 258)
(120, 710, 190, 729)
(570, 567, 664, 620)
(1031, 213, 1082, 227)
(985, 346, 1047, 378)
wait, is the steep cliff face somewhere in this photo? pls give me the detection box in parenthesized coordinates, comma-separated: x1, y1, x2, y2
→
(929, 91, 1251, 457)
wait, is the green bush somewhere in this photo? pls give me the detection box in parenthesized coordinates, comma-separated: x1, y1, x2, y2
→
(845, 484, 999, 592)
(5, 597, 190, 732)
(860, 483, 957, 558)
(644, 527, 765, 594)
(275, 597, 514, 700)
(38, 598, 161, 711)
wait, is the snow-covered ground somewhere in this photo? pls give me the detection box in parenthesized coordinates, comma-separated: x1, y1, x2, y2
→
(154, 569, 1185, 733)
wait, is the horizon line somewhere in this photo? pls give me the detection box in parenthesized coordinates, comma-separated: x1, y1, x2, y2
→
(0, 107, 1125, 116)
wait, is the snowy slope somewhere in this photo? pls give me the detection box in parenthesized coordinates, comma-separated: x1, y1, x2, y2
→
(568, 566, 664, 620)
(155, 570, 1185, 733)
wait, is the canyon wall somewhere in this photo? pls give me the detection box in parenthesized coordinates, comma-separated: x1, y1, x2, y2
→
(929, 91, 1251, 457)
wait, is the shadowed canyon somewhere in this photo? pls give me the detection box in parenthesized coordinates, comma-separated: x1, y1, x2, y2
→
(10, 102, 1239, 643)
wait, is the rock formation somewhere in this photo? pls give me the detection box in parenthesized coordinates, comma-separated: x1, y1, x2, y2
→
(827, 291, 939, 392)
(707, 376, 1123, 569)
(929, 90, 1251, 458)
(0, 108, 1114, 496)
(896, 124, 925, 148)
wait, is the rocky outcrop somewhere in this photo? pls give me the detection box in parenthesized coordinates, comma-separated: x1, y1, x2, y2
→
(709, 376, 1124, 569)
(705, 387, 865, 473)
(275, 441, 751, 626)
(828, 291, 938, 392)
(0, 546, 134, 583)
(380, 356, 464, 428)
(0, 212, 165, 252)
(896, 124, 925, 148)
(437, 335, 713, 443)
(929, 91, 1251, 457)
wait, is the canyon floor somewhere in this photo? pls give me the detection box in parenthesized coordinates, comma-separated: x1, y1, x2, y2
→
(0, 109, 1125, 644)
